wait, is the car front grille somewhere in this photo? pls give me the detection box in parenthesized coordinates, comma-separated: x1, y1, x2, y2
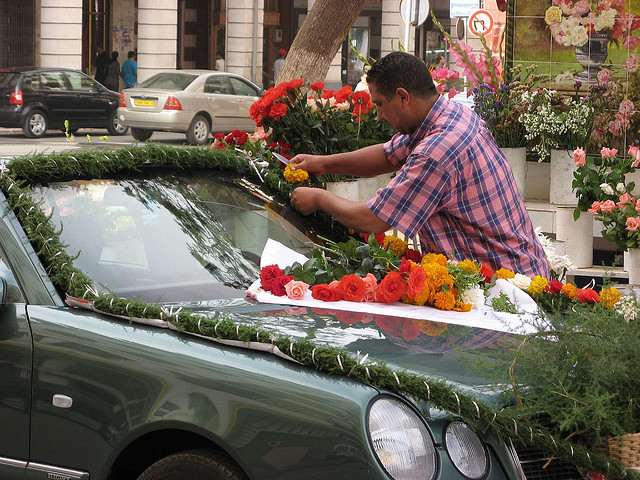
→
(510, 438, 582, 480)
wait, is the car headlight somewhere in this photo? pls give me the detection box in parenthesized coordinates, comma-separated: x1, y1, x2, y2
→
(444, 421, 488, 479)
(367, 396, 437, 480)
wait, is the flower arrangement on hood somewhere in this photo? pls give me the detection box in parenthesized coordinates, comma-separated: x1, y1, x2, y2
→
(574, 145, 640, 250)
(545, 0, 640, 48)
(248, 79, 395, 167)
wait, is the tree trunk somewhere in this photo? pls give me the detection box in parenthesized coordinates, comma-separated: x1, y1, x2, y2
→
(277, 0, 366, 85)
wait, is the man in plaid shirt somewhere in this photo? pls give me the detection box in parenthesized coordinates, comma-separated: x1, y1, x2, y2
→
(290, 52, 549, 278)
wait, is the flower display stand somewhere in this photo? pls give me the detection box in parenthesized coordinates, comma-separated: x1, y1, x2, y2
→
(501, 147, 526, 198)
(549, 149, 578, 206)
(625, 248, 640, 285)
(325, 174, 392, 202)
(555, 206, 593, 268)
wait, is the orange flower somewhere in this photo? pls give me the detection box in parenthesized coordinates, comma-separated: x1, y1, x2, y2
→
(339, 274, 366, 302)
(407, 265, 427, 298)
(560, 283, 578, 298)
(496, 267, 516, 280)
(311, 284, 339, 302)
(376, 271, 407, 303)
(433, 290, 456, 310)
(599, 286, 622, 308)
(421, 253, 448, 266)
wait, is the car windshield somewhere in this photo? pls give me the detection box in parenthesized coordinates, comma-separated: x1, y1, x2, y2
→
(137, 73, 199, 90)
(31, 170, 312, 303)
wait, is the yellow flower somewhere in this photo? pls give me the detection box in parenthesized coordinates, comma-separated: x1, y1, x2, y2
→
(600, 287, 622, 308)
(528, 276, 548, 296)
(561, 283, 577, 298)
(283, 164, 309, 183)
(384, 235, 408, 256)
(434, 290, 456, 311)
(453, 301, 472, 312)
(496, 267, 515, 280)
(545, 6, 562, 25)
(457, 259, 479, 272)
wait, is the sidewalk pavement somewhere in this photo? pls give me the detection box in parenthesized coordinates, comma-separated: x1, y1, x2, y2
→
(0, 128, 112, 161)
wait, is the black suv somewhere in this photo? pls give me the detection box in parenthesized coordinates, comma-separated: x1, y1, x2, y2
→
(0, 67, 128, 138)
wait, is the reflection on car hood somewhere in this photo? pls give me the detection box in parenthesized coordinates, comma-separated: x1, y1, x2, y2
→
(183, 298, 518, 405)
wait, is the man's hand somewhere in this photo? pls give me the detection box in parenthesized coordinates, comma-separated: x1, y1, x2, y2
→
(289, 154, 326, 177)
(290, 186, 325, 215)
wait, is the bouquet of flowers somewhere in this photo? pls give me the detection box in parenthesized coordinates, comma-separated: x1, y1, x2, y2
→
(575, 146, 640, 250)
(249, 79, 395, 160)
(545, 0, 640, 48)
(519, 87, 595, 160)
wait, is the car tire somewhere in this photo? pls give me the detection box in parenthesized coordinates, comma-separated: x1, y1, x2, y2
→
(137, 448, 248, 480)
(186, 115, 210, 145)
(23, 110, 48, 138)
(131, 127, 153, 142)
(108, 110, 129, 136)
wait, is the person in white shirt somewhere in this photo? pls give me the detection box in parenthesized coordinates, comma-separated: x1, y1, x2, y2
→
(215, 52, 225, 72)
(273, 49, 286, 83)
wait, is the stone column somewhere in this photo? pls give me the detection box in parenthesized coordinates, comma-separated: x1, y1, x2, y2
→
(381, 0, 411, 58)
(227, 0, 264, 84)
(40, 0, 83, 69)
(137, 0, 178, 82)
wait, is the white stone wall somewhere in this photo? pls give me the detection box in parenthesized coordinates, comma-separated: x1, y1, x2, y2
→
(40, 0, 83, 69)
(137, 0, 178, 82)
(227, 0, 264, 85)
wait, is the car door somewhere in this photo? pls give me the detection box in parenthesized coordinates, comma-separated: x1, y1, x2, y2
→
(33, 71, 73, 127)
(203, 74, 239, 132)
(0, 254, 31, 479)
(228, 76, 261, 132)
(62, 71, 114, 128)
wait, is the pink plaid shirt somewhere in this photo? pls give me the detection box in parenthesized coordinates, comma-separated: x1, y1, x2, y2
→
(367, 96, 549, 278)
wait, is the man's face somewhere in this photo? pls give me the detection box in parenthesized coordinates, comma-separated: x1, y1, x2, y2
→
(368, 82, 411, 134)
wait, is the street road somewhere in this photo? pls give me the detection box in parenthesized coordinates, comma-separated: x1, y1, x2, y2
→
(0, 128, 198, 159)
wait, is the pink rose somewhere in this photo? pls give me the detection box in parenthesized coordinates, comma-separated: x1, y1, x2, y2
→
(362, 273, 378, 293)
(600, 200, 616, 212)
(626, 217, 640, 231)
(636, 199, 640, 214)
(588, 201, 602, 214)
(601, 147, 618, 158)
(573, 147, 587, 167)
(625, 53, 639, 73)
(284, 280, 309, 300)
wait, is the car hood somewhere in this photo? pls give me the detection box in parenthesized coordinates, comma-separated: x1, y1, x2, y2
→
(183, 297, 518, 406)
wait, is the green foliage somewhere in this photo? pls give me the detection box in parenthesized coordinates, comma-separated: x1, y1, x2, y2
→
(490, 292, 519, 314)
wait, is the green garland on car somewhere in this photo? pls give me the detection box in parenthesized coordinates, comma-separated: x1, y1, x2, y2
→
(0, 144, 637, 479)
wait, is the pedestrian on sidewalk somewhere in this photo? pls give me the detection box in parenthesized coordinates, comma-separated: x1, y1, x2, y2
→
(122, 50, 138, 89)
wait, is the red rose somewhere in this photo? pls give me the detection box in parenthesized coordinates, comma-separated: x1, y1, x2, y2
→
(329, 281, 344, 300)
(376, 271, 408, 303)
(548, 280, 564, 295)
(260, 264, 283, 291)
(269, 103, 288, 120)
(310, 81, 325, 91)
(479, 263, 495, 283)
(339, 274, 366, 302)
(311, 284, 339, 302)
(398, 258, 413, 279)
(374, 232, 386, 246)
(403, 248, 422, 262)
(321, 89, 334, 99)
(334, 85, 353, 103)
(271, 275, 293, 296)
(577, 288, 600, 304)
(407, 266, 427, 298)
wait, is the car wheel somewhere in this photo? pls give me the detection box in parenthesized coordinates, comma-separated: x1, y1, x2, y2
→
(137, 449, 248, 480)
(131, 127, 153, 142)
(186, 115, 210, 145)
(23, 110, 48, 138)
(108, 110, 129, 136)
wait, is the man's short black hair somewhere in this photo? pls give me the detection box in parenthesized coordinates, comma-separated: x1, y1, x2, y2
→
(366, 52, 437, 99)
(127, 50, 136, 59)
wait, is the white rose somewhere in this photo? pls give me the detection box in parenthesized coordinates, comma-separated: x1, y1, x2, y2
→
(617, 183, 626, 193)
(459, 287, 486, 310)
(508, 273, 532, 290)
(600, 183, 615, 195)
(595, 9, 616, 31)
(569, 24, 589, 46)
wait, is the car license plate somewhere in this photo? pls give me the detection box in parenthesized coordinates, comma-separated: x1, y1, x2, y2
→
(134, 99, 155, 107)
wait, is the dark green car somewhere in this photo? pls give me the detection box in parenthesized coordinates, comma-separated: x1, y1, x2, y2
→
(0, 162, 577, 480)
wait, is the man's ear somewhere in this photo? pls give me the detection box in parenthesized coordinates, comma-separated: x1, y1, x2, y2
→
(396, 87, 410, 106)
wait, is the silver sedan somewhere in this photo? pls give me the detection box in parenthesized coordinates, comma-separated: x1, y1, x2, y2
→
(117, 70, 263, 145)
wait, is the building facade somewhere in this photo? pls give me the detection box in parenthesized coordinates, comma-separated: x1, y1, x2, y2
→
(0, 0, 468, 90)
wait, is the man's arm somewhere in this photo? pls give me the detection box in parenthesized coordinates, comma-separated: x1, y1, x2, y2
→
(290, 187, 391, 234)
(290, 144, 396, 178)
